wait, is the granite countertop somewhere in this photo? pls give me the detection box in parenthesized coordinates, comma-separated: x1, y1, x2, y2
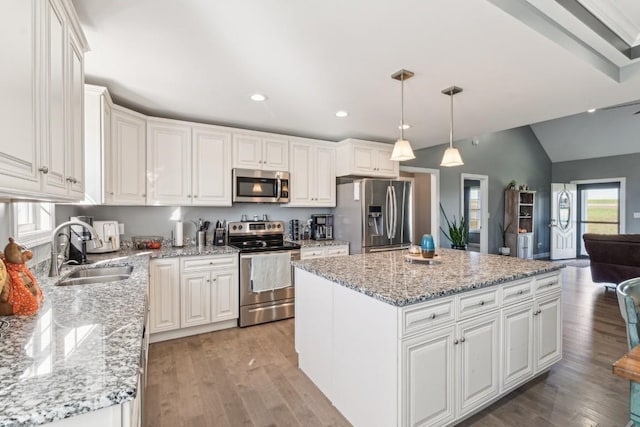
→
(0, 254, 149, 426)
(0, 245, 240, 426)
(123, 244, 239, 259)
(292, 249, 564, 307)
(286, 239, 349, 248)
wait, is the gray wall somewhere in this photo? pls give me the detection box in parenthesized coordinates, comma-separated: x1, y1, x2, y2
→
(55, 204, 330, 242)
(552, 153, 640, 233)
(407, 126, 552, 255)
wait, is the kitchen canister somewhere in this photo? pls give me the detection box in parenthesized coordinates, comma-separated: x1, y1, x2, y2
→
(420, 234, 435, 259)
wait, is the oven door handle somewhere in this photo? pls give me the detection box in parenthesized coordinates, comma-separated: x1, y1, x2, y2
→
(247, 301, 295, 314)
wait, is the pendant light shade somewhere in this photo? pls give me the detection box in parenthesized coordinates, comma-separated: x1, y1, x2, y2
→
(390, 69, 416, 161)
(390, 139, 415, 161)
(440, 86, 464, 167)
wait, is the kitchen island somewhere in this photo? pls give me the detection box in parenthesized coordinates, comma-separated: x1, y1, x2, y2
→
(293, 249, 564, 427)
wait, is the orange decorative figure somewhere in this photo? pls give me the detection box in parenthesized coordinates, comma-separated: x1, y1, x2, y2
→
(0, 237, 43, 316)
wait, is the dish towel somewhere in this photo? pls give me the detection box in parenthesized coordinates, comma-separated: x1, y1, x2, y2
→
(250, 253, 292, 293)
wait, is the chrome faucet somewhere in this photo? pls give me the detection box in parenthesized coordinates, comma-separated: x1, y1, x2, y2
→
(49, 220, 103, 277)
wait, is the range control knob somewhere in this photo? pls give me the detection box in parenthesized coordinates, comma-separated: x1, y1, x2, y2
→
(277, 224, 282, 229)
(232, 225, 237, 230)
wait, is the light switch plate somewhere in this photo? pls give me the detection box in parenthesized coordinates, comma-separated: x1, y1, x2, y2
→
(118, 223, 125, 234)
(633, 212, 640, 219)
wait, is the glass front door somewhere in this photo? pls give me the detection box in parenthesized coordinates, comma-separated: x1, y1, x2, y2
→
(577, 182, 620, 256)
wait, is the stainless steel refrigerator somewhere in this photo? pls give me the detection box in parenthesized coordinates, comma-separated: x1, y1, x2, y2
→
(334, 178, 413, 254)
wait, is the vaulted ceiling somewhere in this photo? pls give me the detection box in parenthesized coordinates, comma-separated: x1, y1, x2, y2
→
(72, 0, 640, 162)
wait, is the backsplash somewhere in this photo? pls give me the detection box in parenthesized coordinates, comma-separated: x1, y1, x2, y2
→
(55, 204, 331, 242)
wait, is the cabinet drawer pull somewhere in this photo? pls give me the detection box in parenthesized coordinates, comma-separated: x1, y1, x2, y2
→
(38, 166, 49, 174)
(479, 300, 485, 306)
(430, 313, 436, 319)
(547, 282, 556, 287)
(518, 289, 524, 295)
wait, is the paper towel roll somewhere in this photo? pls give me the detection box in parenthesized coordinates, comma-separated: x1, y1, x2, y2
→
(174, 221, 183, 247)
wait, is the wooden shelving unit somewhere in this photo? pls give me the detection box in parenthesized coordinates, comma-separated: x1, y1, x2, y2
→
(504, 190, 536, 259)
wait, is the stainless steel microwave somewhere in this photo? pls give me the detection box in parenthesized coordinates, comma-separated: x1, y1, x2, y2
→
(232, 169, 290, 203)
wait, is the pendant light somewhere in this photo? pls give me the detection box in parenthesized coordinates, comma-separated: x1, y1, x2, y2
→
(440, 85, 464, 167)
(390, 69, 416, 161)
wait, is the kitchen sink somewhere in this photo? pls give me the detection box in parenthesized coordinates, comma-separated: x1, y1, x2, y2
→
(56, 265, 134, 286)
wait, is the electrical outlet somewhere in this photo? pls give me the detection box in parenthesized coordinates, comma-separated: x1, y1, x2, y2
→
(118, 223, 125, 235)
(634, 212, 640, 219)
(538, 242, 542, 248)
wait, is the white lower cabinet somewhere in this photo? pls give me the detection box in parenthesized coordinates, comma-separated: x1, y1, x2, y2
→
(534, 292, 562, 371)
(180, 272, 211, 327)
(502, 301, 535, 390)
(150, 254, 239, 343)
(300, 244, 349, 260)
(401, 311, 499, 426)
(402, 326, 456, 426)
(149, 258, 180, 334)
(295, 269, 562, 427)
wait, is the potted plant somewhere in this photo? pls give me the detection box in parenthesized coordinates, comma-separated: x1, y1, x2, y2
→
(498, 222, 511, 255)
(440, 204, 468, 250)
(507, 180, 517, 190)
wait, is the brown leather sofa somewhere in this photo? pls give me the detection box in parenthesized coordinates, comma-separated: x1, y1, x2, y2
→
(583, 234, 640, 288)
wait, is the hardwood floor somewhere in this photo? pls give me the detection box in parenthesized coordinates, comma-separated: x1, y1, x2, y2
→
(145, 266, 631, 426)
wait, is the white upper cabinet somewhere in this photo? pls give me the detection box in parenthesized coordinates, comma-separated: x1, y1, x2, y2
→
(147, 118, 232, 206)
(192, 125, 232, 206)
(83, 84, 111, 204)
(146, 120, 192, 205)
(336, 138, 399, 178)
(67, 30, 85, 197)
(288, 140, 336, 207)
(233, 134, 288, 171)
(0, 0, 88, 201)
(109, 106, 147, 205)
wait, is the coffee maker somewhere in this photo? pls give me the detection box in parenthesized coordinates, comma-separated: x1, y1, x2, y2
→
(310, 214, 333, 240)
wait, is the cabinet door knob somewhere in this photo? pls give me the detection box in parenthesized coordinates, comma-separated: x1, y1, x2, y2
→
(110, 192, 115, 196)
(460, 337, 466, 343)
(66, 176, 74, 182)
(212, 278, 216, 281)
(38, 166, 49, 174)
(453, 339, 459, 345)
(194, 195, 198, 198)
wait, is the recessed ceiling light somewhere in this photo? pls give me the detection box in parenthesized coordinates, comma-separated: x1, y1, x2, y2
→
(587, 108, 596, 113)
(250, 93, 267, 102)
(398, 123, 411, 130)
(335, 110, 349, 118)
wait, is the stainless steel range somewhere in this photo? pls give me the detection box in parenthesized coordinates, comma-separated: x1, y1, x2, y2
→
(227, 220, 301, 327)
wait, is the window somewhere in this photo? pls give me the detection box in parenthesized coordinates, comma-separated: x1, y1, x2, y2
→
(11, 202, 55, 247)
(468, 187, 481, 232)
